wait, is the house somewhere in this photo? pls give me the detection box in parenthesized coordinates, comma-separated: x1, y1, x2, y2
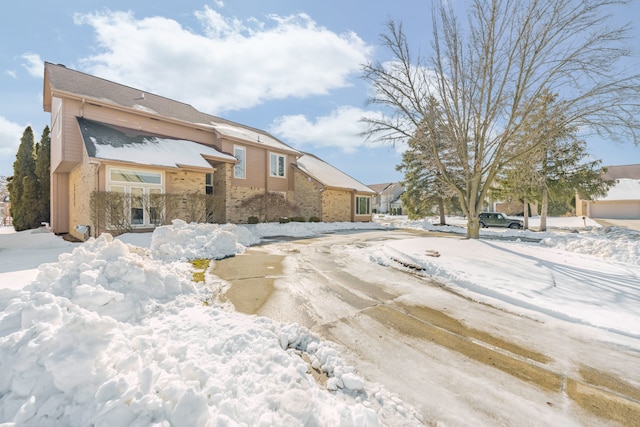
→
(43, 62, 374, 241)
(1, 195, 10, 226)
(576, 164, 640, 219)
(369, 182, 404, 215)
(293, 153, 376, 222)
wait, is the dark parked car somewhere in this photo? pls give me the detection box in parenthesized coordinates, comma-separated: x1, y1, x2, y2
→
(479, 212, 523, 229)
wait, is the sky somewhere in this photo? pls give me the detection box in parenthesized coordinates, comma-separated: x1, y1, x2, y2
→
(0, 216, 638, 425)
(1, 1, 640, 186)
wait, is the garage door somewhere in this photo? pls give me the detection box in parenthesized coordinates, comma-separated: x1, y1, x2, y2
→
(590, 201, 640, 219)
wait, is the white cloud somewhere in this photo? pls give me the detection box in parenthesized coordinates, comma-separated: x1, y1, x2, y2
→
(21, 53, 44, 78)
(269, 105, 382, 154)
(5, 70, 16, 79)
(73, 8, 373, 115)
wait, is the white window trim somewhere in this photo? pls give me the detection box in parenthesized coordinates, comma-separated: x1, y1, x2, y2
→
(356, 195, 371, 215)
(234, 145, 246, 179)
(269, 152, 286, 178)
(107, 167, 164, 228)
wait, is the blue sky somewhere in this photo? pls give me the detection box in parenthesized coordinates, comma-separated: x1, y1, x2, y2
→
(1, 1, 639, 185)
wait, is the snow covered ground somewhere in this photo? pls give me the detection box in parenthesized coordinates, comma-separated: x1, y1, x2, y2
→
(0, 215, 639, 426)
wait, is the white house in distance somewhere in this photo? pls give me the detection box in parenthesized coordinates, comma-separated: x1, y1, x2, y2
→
(576, 164, 640, 219)
(369, 182, 405, 215)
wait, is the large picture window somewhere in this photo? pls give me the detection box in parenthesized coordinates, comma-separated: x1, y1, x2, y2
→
(234, 146, 246, 179)
(270, 153, 286, 178)
(356, 196, 371, 215)
(108, 167, 164, 227)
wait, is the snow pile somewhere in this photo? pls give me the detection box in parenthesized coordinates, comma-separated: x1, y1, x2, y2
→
(29, 234, 195, 323)
(149, 220, 254, 261)
(146, 219, 388, 262)
(541, 226, 640, 265)
(0, 223, 422, 426)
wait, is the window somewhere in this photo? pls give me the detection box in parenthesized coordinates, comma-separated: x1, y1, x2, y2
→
(110, 169, 162, 184)
(356, 196, 371, 215)
(234, 146, 246, 179)
(270, 153, 286, 178)
(149, 188, 163, 225)
(107, 167, 164, 227)
(130, 187, 144, 225)
(205, 173, 214, 195)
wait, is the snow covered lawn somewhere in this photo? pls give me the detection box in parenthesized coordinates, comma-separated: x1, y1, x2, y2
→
(1, 215, 639, 425)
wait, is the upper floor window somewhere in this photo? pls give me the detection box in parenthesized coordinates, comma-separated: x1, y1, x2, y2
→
(356, 196, 371, 215)
(270, 153, 286, 178)
(234, 146, 246, 179)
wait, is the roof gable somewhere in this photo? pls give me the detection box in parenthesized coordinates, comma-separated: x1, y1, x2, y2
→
(296, 153, 374, 194)
(44, 62, 298, 155)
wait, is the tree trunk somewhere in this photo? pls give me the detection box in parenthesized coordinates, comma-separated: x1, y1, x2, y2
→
(540, 187, 548, 231)
(523, 196, 529, 230)
(438, 197, 446, 225)
(466, 203, 480, 239)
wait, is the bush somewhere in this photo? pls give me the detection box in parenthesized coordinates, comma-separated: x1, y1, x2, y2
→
(290, 216, 306, 222)
(248, 216, 259, 224)
(240, 192, 299, 222)
(308, 216, 321, 222)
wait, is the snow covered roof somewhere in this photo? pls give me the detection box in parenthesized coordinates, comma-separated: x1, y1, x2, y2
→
(598, 178, 640, 201)
(77, 117, 236, 169)
(209, 122, 299, 154)
(296, 153, 375, 194)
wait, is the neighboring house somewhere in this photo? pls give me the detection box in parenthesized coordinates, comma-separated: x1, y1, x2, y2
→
(576, 164, 640, 219)
(1, 195, 10, 226)
(293, 153, 375, 222)
(43, 62, 374, 241)
(369, 182, 404, 214)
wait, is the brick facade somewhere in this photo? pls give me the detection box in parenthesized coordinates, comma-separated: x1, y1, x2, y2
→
(293, 168, 323, 219)
(322, 190, 352, 222)
(68, 158, 98, 241)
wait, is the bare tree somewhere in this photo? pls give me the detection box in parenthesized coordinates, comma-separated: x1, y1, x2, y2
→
(362, 0, 640, 238)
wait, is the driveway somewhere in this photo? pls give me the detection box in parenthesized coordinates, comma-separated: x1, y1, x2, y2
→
(213, 230, 640, 426)
(595, 218, 640, 231)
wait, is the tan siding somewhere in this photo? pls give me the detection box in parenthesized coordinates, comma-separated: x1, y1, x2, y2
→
(244, 145, 266, 187)
(51, 173, 69, 234)
(60, 99, 84, 169)
(221, 140, 270, 188)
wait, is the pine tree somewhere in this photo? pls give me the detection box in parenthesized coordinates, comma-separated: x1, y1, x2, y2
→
(397, 97, 460, 222)
(495, 93, 612, 230)
(35, 126, 51, 224)
(8, 127, 38, 231)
